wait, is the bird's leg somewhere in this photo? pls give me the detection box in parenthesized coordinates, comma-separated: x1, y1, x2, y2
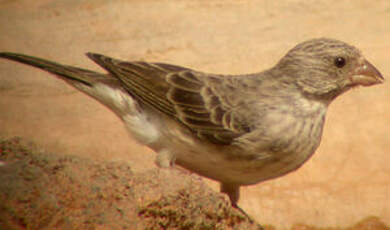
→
(155, 149, 176, 168)
(155, 149, 191, 176)
(220, 183, 240, 207)
(220, 183, 261, 226)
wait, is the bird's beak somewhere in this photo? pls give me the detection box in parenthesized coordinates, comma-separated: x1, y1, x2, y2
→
(350, 59, 384, 86)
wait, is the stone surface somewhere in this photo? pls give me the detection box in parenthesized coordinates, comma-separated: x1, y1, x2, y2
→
(0, 0, 389, 229)
(0, 137, 263, 230)
(0, 138, 388, 230)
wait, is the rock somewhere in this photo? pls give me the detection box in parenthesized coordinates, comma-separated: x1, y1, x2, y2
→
(0, 137, 263, 230)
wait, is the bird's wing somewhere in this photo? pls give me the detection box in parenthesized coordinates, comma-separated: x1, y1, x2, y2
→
(86, 53, 251, 145)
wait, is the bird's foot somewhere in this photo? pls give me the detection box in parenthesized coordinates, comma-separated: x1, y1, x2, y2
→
(221, 183, 263, 229)
(155, 149, 176, 168)
(232, 203, 264, 230)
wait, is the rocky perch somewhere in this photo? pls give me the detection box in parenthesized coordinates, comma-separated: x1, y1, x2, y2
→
(0, 137, 262, 230)
(0, 137, 388, 230)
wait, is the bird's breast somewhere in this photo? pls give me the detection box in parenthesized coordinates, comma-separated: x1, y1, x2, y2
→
(243, 102, 327, 184)
(162, 104, 327, 186)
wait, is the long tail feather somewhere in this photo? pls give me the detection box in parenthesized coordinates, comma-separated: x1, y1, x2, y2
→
(0, 52, 101, 86)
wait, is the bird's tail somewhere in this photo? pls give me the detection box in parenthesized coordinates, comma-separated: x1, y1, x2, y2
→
(0, 52, 135, 117)
(0, 52, 102, 86)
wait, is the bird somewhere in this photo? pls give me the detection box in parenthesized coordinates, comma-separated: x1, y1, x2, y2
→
(0, 38, 384, 208)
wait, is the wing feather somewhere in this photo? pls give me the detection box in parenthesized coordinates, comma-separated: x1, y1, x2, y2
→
(86, 53, 251, 144)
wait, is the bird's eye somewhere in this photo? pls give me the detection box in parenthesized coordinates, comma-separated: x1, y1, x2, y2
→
(334, 57, 346, 68)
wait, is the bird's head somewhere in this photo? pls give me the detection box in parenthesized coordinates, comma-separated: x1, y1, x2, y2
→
(276, 38, 384, 102)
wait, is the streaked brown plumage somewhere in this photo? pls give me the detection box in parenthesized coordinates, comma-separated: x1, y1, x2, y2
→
(0, 38, 384, 207)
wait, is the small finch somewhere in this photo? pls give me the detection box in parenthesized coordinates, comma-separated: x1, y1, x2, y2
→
(0, 38, 384, 207)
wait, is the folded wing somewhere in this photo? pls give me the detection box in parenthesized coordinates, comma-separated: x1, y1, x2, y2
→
(87, 53, 251, 145)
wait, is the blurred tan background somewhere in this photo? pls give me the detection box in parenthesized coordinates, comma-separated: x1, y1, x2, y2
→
(0, 0, 389, 229)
